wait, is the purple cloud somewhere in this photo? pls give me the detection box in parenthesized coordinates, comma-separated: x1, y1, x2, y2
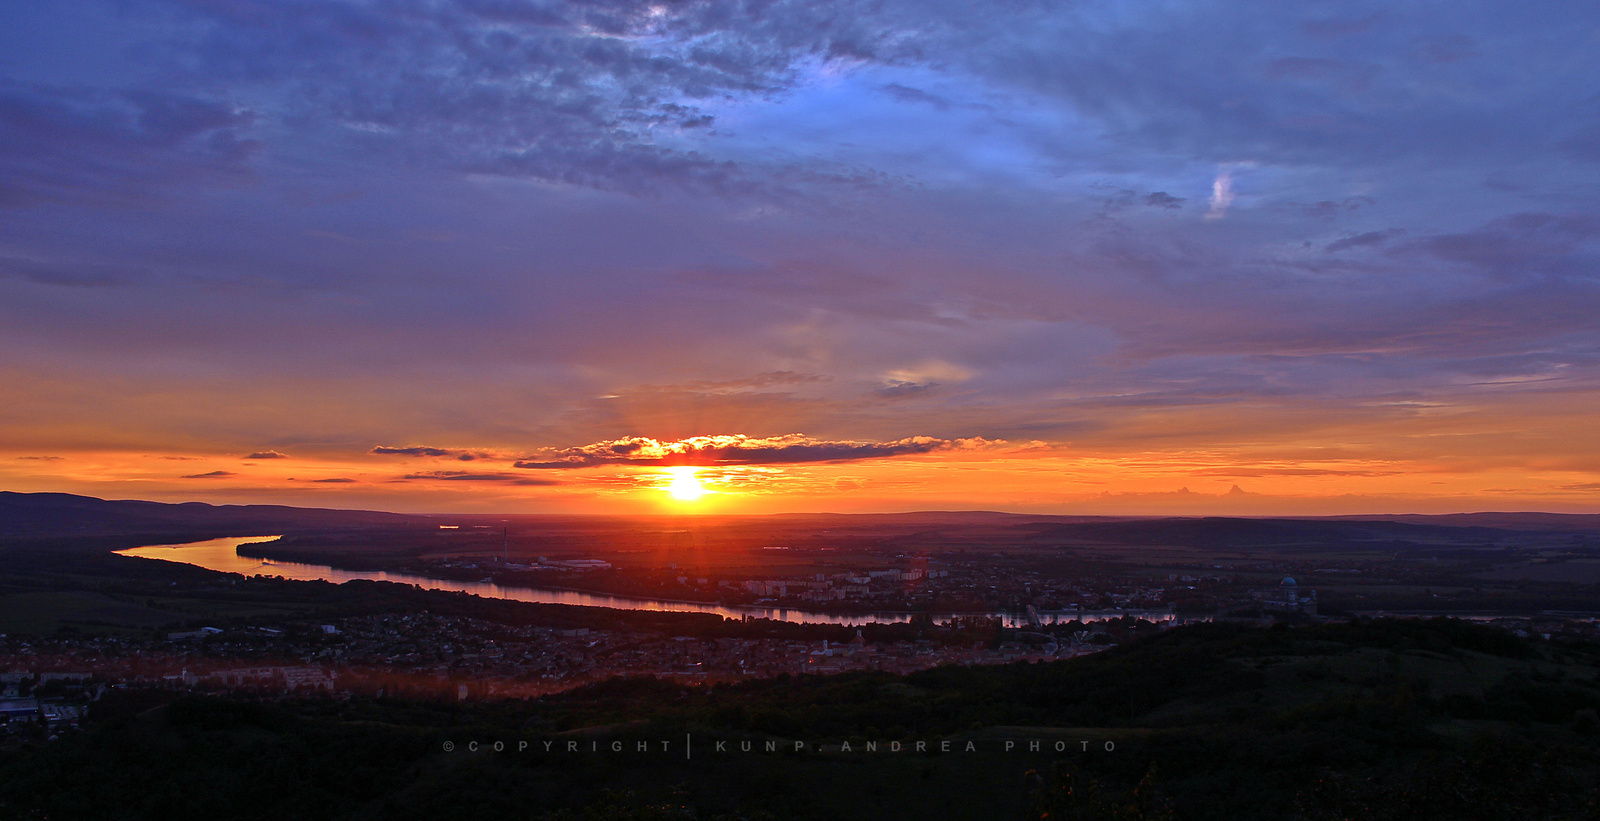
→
(1325, 228, 1403, 252)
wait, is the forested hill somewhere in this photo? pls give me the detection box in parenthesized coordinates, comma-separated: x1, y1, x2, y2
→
(0, 491, 424, 538)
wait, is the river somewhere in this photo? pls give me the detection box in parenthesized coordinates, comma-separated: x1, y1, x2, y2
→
(116, 536, 1182, 628)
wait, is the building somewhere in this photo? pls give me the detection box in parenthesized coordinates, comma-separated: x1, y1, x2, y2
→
(0, 698, 39, 721)
(1256, 577, 1317, 616)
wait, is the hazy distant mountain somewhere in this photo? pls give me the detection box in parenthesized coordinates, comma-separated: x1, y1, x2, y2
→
(0, 491, 424, 537)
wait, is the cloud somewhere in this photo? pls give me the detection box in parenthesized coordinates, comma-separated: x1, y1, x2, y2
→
(1097, 188, 1186, 213)
(0, 82, 258, 207)
(513, 434, 996, 469)
(1411, 213, 1600, 278)
(1191, 467, 1402, 478)
(371, 445, 456, 457)
(1325, 229, 1404, 253)
(310, 477, 357, 483)
(1205, 168, 1236, 219)
(246, 450, 288, 459)
(875, 380, 937, 398)
(882, 83, 953, 111)
(181, 470, 235, 478)
(400, 470, 558, 486)
(122, 0, 929, 197)
(6, 0, 1582, 209)
(15, 455, 64, 461)
(0, 255, 136, 288)
(372, 445, 496, 460)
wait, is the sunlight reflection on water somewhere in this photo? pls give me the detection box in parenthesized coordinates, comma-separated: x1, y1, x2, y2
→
(116, 536, 1186, 628)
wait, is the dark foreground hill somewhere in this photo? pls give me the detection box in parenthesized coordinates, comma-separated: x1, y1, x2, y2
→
(3, 618, 1597, 821)
(0, 491, 424, 539)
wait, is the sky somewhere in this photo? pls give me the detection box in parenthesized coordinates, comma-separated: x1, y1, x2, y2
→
(2, 0, 1599, 515)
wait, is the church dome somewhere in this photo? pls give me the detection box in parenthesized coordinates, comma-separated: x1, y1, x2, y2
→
(1281, 577, 1297, 587)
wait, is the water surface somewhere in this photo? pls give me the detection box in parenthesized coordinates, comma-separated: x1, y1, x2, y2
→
(118, 536, 1182, 628)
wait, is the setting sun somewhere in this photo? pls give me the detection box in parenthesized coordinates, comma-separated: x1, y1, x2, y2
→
(665, 466, 706, 502)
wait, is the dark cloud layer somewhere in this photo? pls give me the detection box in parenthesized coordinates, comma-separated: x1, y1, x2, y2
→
(401, 471, 558, 486)
(371, 446, 456, 457)
(513, 435, 985, 469)
(118, 0, 944, 197)
(0, 82, 258, 207)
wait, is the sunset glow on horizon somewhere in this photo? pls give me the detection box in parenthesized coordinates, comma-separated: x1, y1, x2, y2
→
(2, 2, 1598, 516)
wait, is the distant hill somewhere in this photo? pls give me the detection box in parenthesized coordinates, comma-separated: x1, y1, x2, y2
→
(1020, 516, 1520, 547)
(5, 491, 1596, 547)
(763, 510, 1141, 525)
(1327, 511, 1600, 531)
(0, 491, 425, 537)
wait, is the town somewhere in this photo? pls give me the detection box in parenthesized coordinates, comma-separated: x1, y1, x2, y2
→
(6, 586, 1600, 749)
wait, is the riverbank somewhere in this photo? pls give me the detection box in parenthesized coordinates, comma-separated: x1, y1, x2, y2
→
(116, 537, 1186, 628)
